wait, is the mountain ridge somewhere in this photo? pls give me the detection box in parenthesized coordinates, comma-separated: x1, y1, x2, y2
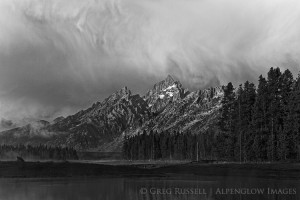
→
(0, 75, 224, 151)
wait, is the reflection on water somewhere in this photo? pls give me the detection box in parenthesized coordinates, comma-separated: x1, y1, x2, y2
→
(0, 176, 299, 200)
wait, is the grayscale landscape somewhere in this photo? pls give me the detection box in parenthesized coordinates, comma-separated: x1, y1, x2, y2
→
(0, 0, 299, 199)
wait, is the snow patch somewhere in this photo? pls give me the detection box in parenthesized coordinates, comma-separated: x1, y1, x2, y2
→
(166, 92, 174, 97)
(201, 110, 213, 116)
(159, 94, 165, 99)
(213, 90, 224, 99)
(163, 84, 176, 91)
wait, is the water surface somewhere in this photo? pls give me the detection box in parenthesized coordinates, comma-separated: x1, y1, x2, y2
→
(0, 176, 299, 200)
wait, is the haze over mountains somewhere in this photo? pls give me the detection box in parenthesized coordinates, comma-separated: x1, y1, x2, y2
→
(0, 75, 223, 151)
(1, 0, 300, 128)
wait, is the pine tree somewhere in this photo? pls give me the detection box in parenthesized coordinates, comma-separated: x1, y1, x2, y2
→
(218, 82, 236, 160)
(234, 84, 243, 161)
(219, 82, 236, 132)
(277, 69, 294, 160)
(266, 67, 282, 161)
(233, 81, 256, 161)
(252, 75, 268, 161)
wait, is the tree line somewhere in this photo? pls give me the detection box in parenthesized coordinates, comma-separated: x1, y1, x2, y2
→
(123, 130, 214, 160)
(123, 67, 300, 162)
(0, 144, 79, 160)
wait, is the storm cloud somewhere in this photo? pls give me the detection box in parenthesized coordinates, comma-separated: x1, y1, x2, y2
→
(0, 0, 300, 126)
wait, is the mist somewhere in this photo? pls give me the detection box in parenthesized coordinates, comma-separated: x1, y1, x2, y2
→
(0, 0, 300, 128)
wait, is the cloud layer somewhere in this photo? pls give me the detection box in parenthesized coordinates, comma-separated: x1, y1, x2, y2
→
(0, 0, 300, 127)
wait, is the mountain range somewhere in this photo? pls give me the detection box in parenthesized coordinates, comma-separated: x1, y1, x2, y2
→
(0, 75, 223, 152)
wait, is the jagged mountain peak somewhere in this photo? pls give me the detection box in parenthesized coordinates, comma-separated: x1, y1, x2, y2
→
(152, 74, 182, 92)
(116, 86, 131, 97)
(104, 86, 132, 104)
(144, 75, 187, 113)
(165, 74, 175, 83)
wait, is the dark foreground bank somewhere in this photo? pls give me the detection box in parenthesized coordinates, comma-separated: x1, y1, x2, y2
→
(0, 161, 300, 179)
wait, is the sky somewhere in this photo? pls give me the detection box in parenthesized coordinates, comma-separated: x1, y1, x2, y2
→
(0, 0, 300, 129)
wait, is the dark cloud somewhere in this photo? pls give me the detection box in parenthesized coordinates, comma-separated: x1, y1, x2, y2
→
(0, 0, 299, 125)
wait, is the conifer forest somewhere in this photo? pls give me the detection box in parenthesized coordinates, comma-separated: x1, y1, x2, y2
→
(123, 67, 300, 162)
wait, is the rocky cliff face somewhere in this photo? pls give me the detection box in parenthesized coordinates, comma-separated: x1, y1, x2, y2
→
(46, 86, 150, 150)
(144, 75, 188, 113)
(0, 75, 223, 151)
(140, 85, 223, 135)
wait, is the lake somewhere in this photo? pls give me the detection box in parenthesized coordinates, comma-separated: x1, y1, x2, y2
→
(0, 176, 299, 200)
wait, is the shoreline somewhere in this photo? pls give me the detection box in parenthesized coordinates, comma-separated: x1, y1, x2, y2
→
(0, 161, 299, 179)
